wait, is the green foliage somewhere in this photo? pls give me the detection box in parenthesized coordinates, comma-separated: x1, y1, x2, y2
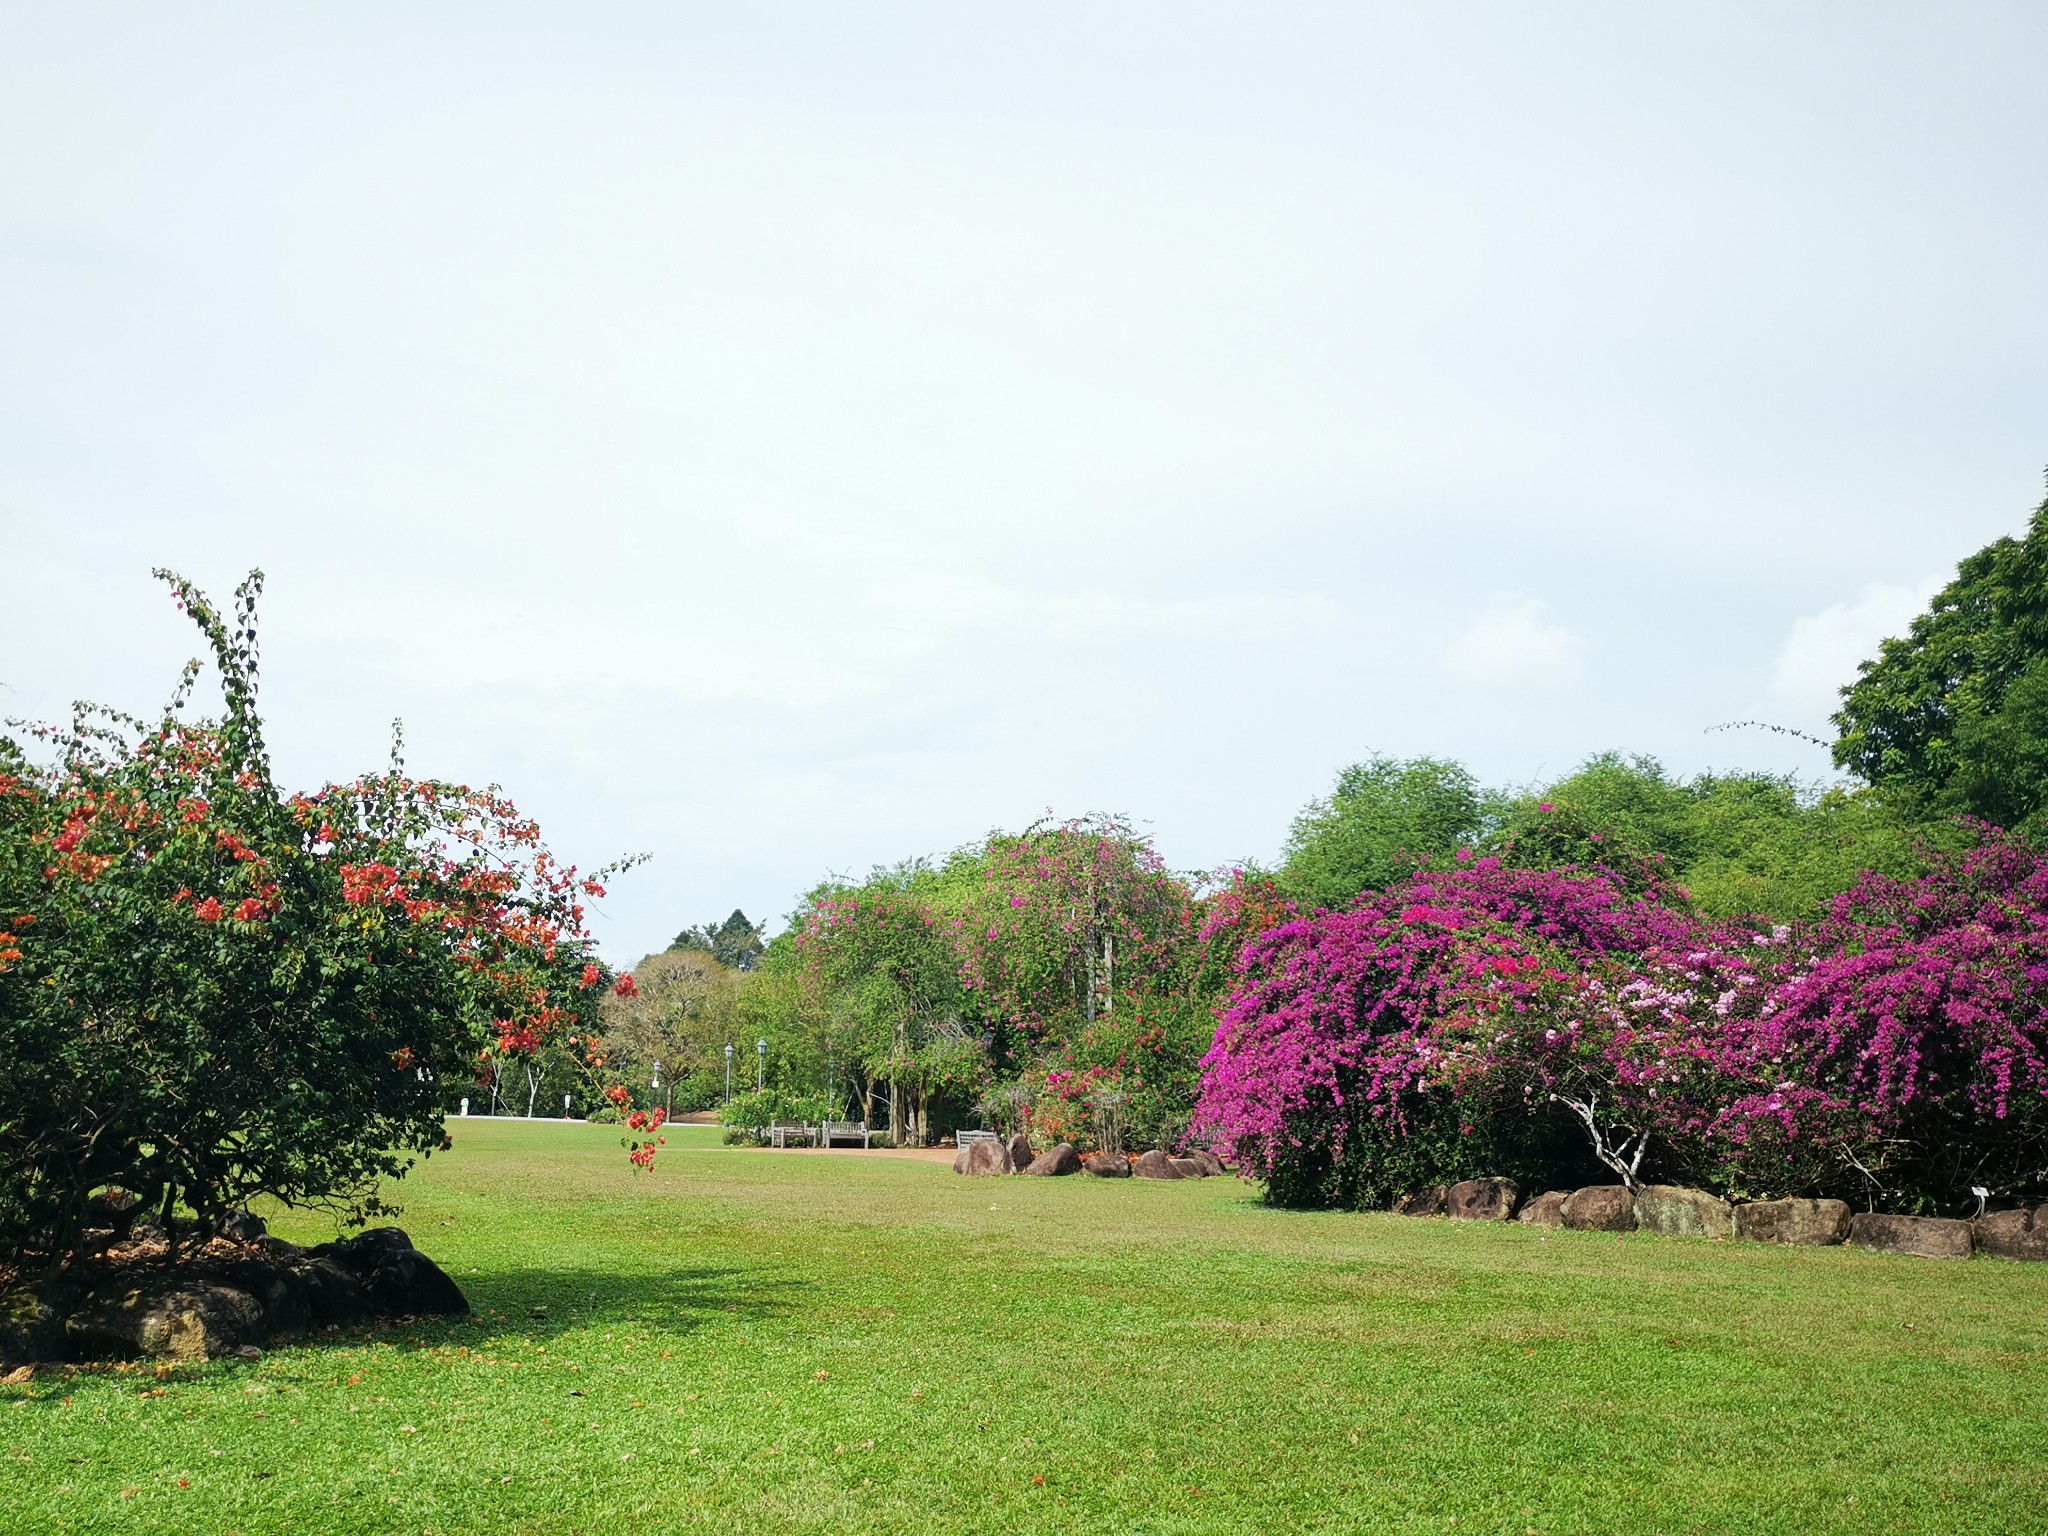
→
(670, 908, 767, 972)
(1281, 755, 1484, 909)
(1260, 1088, 1601, 1212)
(1835, 487, 2048, 829)
(1490, 752, 1954, 922)
(716, 1086, 840, 1132)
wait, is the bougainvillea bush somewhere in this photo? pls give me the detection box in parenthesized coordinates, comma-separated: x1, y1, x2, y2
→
(1195, 837, 2048, 1215)
(0, 572, 635, 1271)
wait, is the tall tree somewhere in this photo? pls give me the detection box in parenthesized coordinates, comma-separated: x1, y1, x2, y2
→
(1281, 755, 1484, 910)
(671, 909, 767, 971)
(1834, 485, 2048, 829)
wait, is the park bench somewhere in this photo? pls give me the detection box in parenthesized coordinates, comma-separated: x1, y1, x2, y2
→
(819, 1119, 872, 1148)
(766, 1120, 814, 1148)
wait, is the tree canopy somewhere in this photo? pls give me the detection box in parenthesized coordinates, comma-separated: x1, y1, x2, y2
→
(1834, 486, 2048, 829)
(1280, 755, 1484, 911)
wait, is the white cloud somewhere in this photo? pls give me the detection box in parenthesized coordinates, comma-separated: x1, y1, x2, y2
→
(1769, 577, 1946, 721)
(1443, 599, 1586, 688)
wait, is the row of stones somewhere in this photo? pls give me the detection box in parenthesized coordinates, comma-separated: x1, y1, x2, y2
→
(1400, 1177, 2048, 1261)
(952, 1137, 1226, 1180)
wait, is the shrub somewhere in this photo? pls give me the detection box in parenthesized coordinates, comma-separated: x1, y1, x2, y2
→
(0, 572, 635, 1268)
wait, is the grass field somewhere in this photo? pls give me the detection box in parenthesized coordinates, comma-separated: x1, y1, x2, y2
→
(6, 1120, 2048, 1534)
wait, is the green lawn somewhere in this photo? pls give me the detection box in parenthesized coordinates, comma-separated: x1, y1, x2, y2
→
(7, 1120, 2048, 1534)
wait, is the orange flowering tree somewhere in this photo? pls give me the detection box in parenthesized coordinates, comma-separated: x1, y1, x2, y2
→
(0, 572, 639, 1271)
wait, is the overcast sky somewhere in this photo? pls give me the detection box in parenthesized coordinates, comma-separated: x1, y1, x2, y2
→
(3, 3, 2044, 963)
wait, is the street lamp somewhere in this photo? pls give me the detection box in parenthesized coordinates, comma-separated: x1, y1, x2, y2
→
(756, 1037, 767, 1093)
(652, 1059, 663, 1115)
(724, 1042, 734, 1103)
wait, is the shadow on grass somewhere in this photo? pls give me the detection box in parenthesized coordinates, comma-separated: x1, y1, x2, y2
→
(0, 1263, 809, 1403)
(450, 1263, 808, 1343)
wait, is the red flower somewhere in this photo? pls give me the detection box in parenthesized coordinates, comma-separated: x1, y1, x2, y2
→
(392, 1046, 416, 1071)
(612, 973, 638, 999)
(579, 963, 602, 989)
(233, 898, 266, 922)
(193, 896, 224, 923)
(605, 1083, 632, 1108)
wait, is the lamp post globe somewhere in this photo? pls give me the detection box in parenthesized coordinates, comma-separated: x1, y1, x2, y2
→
(724, 1042, 734, 1103)
(756, 1037, 767, 1093)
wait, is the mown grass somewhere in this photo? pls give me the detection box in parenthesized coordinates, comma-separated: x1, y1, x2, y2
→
(6, 1119, 2048, 1534)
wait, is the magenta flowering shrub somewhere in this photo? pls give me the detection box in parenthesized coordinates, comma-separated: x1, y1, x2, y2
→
(1712, 834, 2048, 1206)
(1192, 858, 1719, 1201)
(1196, 837, 2048, 1213)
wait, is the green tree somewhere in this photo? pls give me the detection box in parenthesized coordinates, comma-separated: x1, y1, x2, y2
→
(1281, 755, 1484, 910)
(1834, 486, 2048, 829)
(1490, 753, 1948, 921)
(670, 909, 767, 972)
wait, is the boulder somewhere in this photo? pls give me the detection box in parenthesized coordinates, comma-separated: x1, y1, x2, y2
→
(1082, 1152, 1131, 1178)
(953, 1139, 1012, 1176)
(1168, 1157, 1206, 1178)
(1183, 1149, 1226, 1177)
(1733, 1198, 1851, 1246)
(1974, 1205, 2048, 1262)
(1633, 1185, 1733, 1240)
(1516, 1191, 1569, 1227)
(67, 1281, 264, 1362)
(86, 1188, 143, 1241)
(0, 1286, 71, 1367)
(289, 1254, 372, 1325)
(1131, 1150, 1185, 1180)
(217, 1208, 267, 1243)
(1561, 1185, 1637, 1232)
(1023, 1143, 1081, 1177)
(1446, 1178, 1520, 1222)
(312, 1228, 469, 1315)
(1005, 1134, 1035, 1174)
(1393, 1186, 1447, 1217)
(1848, 1212, 1974, 1260)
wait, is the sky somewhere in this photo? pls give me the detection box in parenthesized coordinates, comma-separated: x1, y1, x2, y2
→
(3, 3, 2044, 964)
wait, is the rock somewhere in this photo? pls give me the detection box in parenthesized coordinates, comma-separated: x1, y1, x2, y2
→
(1516, 1191, 1569, 1227)
(1446, 1178, 1520, 1222)
(1183, 1149, 1226, 1177)
(1392, 1186, 1447, 1217)
(1168, 1157, 1206, 1178)
(1848, 1212, 1974, 1260)
(67, 1281, 264, 1362)
(1633, 1185, 1733, 1240)
(313, 1228, 469, 1315)
(1561, 1186, 1637, 1232)
(0, 1286, 71, 1367)
(1005, 1134, 1035, 1174)
(1131, 1150, 1185, 1180)
(1733, 1198, 1851, 1246)
(217, 1209, 267, 1243)
(86, 1188, 143, 1240)
(1023, 1143, 1081, 1176)
(1974, 1205, 2048, 1262)
(953, 1139, 1012, 1176)
(289, 1255, 371, 1326)
(1083, 1152, 1131, 1178)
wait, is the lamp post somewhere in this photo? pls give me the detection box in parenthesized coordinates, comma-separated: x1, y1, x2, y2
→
(652, 1059, 663, 1116)
(756, 1038, 767, 1093)
(724, 1042, 734, 1103)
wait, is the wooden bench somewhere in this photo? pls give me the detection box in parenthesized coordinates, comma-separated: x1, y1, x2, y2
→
(819, 1119, 872, 1148)
(766, 1120, 814, 1148)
